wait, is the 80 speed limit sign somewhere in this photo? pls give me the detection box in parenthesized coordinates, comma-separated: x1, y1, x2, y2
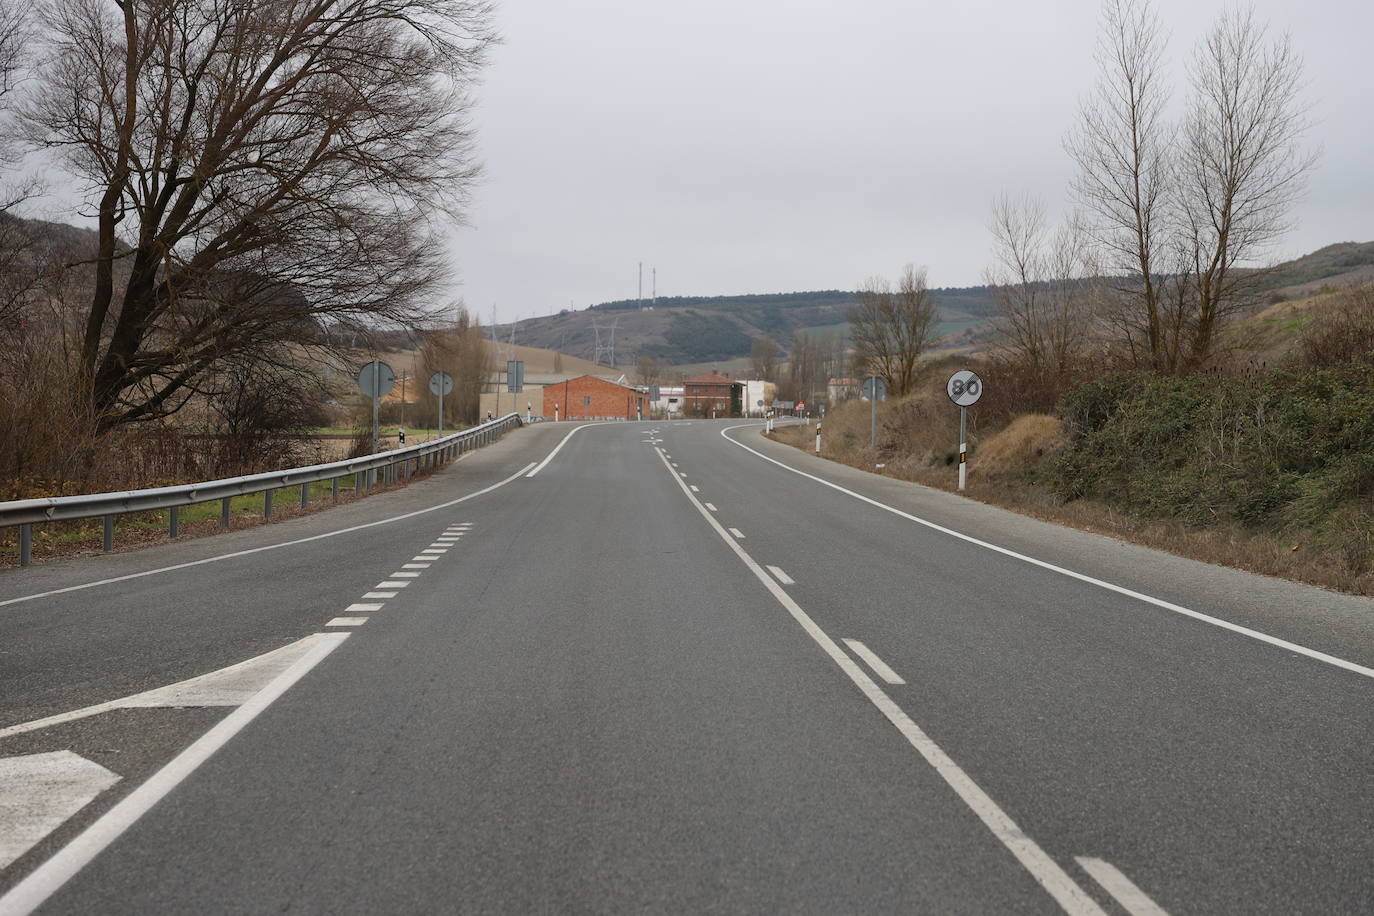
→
(946, 369, 983, 407)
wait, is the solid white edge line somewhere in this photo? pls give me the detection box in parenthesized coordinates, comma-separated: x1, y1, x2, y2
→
(650, 446, 1105, 916)
(525, 423, 607, 477)
(0, 632, 349, 916)
(721, 424, 1374, 682)
(0, 463, 537, 610)
(1075, 857, 1169, 916)
(842, 639, 907, 685)
(765, 565, 795, 586)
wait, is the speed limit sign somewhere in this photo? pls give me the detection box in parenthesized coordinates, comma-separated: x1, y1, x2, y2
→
(946, 369, 983, 407)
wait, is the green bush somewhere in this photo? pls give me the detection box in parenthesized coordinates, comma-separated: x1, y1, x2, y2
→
(1052, 367, 1374, 545)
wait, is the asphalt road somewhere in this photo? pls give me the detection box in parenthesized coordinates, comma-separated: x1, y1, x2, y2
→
(2, 419, 1372, 914)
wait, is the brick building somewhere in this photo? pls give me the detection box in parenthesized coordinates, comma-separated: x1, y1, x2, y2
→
(543, 375, 647, 420)
(682, 370, 743, 417)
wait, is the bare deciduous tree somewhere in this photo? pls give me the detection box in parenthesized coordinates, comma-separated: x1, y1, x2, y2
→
(636, 354, 665, 387)
(986, 194, 1094, 376)
(1067, 0, 1173, 370)
(418, 308, 491, 426)
(1069, 0, 1313, 372)
(21, 0, 496, 432)
(849, 265, 938, 397)
(750, 335, 780, 381)
(1177, 7, 1314, 368)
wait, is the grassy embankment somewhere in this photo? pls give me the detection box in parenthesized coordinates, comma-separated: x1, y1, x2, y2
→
(776, 292, 1374, 596)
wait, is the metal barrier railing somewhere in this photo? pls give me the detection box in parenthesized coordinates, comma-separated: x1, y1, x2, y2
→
(1, 413, 524, 566)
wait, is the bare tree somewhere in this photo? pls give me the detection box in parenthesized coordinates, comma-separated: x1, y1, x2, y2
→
(418, 308, 491, 426)
(636, 354, 665, 386)
(849, 265, 938, 397)
(1070, 0, 1313, 372)
(750, 335, 780, 381)
(986, 194, 1094, 376)
(21, 0, 496, 432)
(1067, 0, 1174, 370)
(1177, 7, 1314, 368)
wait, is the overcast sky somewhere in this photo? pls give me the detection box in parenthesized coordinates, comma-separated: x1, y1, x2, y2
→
(453, 0, 1373, 325)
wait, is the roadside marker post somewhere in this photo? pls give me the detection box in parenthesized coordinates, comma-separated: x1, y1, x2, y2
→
(945, 369, 983, 491)
(815, 422, 822, 454)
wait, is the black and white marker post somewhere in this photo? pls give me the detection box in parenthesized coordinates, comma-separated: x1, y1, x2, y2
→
(945, 369, 983, 491)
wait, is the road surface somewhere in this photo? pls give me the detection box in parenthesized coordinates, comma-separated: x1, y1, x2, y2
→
(2, 419, 1372, 914)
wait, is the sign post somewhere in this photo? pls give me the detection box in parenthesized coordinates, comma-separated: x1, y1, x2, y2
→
(862, 376, 887, 448)
(357, 360, 396, 488)
(428, 371, 453, 435)
(945, 369, 983, 491)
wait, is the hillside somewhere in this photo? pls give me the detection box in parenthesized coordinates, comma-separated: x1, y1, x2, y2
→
(494, 242, 1372, 369)
(496, 287, 996, 367)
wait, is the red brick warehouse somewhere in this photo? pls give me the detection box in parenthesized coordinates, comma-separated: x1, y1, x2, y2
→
(544, 375, 648, 420)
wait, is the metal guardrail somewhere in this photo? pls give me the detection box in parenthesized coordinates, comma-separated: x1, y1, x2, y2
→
(1, 413, 524, 567)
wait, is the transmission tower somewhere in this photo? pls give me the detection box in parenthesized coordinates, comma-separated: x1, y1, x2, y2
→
(591, 315, 619, 368)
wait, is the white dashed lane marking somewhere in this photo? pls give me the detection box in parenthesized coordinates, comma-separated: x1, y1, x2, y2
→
(728, 528, 745, 539)
(377, 581, 409, 588)
(704, 503, 718, 512)
(766, 565, 795, 585)
(326, 617, 368, 627)
(363, 592, 397, 599)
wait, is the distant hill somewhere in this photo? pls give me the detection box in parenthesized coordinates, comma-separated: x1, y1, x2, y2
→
(496, 287, 997, 367)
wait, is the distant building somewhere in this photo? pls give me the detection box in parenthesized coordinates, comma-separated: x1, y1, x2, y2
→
(827, 377, 861, 404)
(742, 379, 777, 417)
(682, 370, 743, 417)
(647, 386, 685, 418)
(543, 375, 647, 420)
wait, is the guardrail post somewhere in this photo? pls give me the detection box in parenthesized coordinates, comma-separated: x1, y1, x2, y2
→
(169, 506, 180, 539)
(332, 477, 340, 501)
(300, 482, 309, 509)
(103, 515, 115, 552)
(221, 498, 231, 530)
(19, 523, 32, 566)
(264, 488, 273, 518)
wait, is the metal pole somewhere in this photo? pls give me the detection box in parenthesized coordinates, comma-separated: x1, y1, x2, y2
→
(300, 482, 309, 508)
(221, 498, 231, 529)
(369, 392, 379, 490)
(20, 523, 32, 566)
(871, 390, 877, 449)
(169, 506, 180, 538)
(103, 515, 115, 551)
(332, 477, 340, 501)
(264, 488, 274, 517)
(958, 406, 968, 491)
(438, 385, 443, 436)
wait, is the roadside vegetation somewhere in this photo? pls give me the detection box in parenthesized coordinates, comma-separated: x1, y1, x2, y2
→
(777, 0, 1373, 596)
(0, 0, 497, 501)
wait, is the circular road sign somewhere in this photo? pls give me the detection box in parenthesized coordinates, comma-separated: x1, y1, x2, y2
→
(946, 369, 983, 407)
(862, 375, 887, 401)
(357, 360, 396, 399)
(428, 371, 454, 397)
